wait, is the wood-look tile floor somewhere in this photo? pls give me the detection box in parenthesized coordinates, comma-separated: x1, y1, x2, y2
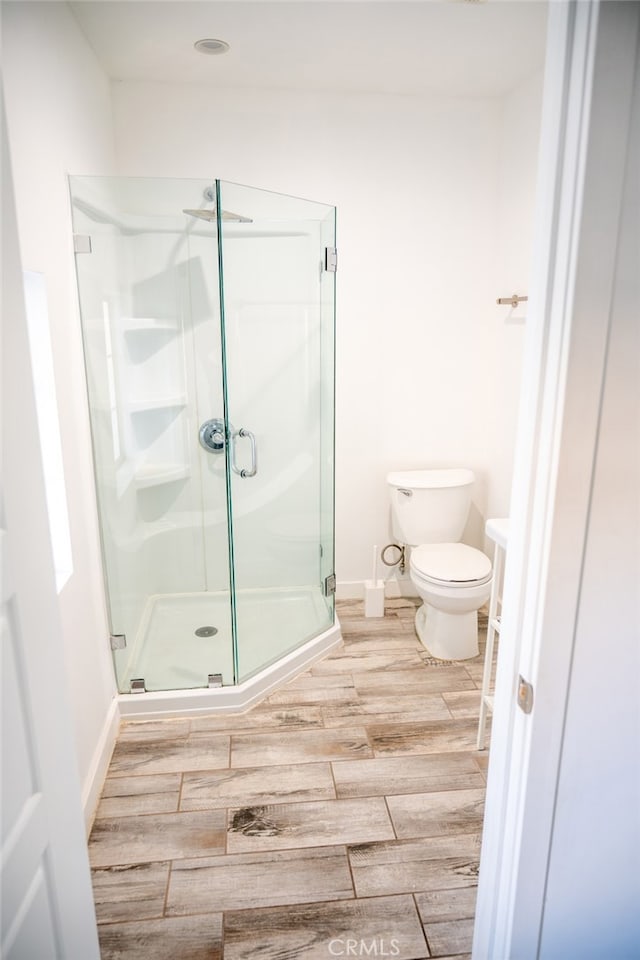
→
(90, 597, 492, 960)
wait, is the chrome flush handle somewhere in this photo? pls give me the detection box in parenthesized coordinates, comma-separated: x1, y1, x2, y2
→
(398, 488, 413, 497)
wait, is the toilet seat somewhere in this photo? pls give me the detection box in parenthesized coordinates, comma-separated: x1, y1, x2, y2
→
(411, 543, 492, 586)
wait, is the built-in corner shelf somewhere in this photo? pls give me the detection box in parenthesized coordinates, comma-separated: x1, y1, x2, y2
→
(128, 395, 187, 413)
(117, 313, 190, 495)
(134, 464, 190, 490)
(122, 318, 181, 334)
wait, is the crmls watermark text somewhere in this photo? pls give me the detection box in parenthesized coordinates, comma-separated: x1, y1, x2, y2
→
(328, 939, 401, 957)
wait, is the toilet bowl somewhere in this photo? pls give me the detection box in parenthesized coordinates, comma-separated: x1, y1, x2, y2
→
(410, 543, 492, 660)
(387, 469, 492, 661)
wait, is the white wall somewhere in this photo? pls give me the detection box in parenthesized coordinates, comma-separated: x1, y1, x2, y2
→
(112, 77, 542, 593)
(490, 71, 544, 526)
(2, 1, 117, 811)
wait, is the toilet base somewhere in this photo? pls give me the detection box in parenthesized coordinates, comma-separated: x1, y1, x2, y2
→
(415, 603, 479, 661)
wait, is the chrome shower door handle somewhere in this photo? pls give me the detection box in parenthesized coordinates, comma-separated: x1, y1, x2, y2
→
(231, 427, 257, 478)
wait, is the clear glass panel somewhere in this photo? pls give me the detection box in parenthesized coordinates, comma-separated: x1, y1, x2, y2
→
(69, 176, 234, 692)
(217, 180, 336, 683)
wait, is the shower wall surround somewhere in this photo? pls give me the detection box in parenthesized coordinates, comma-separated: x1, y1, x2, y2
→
(70, 176, 337, 699)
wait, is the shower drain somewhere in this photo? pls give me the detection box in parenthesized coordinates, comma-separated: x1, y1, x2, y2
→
(195, 626, 218, 637)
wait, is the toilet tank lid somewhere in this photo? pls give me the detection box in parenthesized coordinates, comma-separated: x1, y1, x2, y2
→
(387, 468, 475, 489)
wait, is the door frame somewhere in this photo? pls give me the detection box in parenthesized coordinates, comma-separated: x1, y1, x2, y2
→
(473, 2, 639, 955)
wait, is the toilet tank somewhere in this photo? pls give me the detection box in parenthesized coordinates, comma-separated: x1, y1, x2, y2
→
(387, 469, 475, 545)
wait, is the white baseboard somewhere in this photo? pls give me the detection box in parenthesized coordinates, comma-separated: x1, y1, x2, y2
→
(82, 695, 119, 836)
(334, 581, 364, 599)
(336, 578, 419, 599)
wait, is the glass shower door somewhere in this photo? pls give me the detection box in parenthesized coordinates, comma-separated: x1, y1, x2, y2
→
(217, 180, 336, 683)
(70, 176, 235, 692)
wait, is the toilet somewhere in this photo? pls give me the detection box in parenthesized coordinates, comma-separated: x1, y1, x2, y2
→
(387, 469, 492, 660)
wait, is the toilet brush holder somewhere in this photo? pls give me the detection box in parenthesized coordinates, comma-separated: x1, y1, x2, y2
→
(364, 579, 385, 618)
(364, 544, 385, 617)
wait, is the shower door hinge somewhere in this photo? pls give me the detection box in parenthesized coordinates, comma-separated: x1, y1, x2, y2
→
(324, 247, 338, 273)
(323, 573, 337, 597)
(110, 633, 126, 650)
(130, 678, 146, 694)
(73, 234, 92, 254)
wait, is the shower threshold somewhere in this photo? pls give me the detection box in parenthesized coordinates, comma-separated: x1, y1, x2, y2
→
(117, 586, 341, 720)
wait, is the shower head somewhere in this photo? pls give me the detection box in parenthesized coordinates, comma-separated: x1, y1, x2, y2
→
(182, 207, 253, 223)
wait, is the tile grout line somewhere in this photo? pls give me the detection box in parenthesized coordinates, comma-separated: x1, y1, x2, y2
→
(442, 692, 458, 722)
(162, 859, 173, 918)
(411, 892, 433, 960)
(176, 772, 184, 813)
(383, 793, 398, 841)
(327, 758, 339, 803)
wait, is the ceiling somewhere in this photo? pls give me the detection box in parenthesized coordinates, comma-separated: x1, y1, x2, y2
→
(69, 0, 548, 99)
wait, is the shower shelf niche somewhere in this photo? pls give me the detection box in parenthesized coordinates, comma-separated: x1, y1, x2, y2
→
(128, 395, 187, 413)
(134, 463, 190, 490)
(120, 303, 189, 494)
(122, 318, 181, 333)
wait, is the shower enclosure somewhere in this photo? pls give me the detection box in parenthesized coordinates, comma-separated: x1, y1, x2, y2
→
(70, 176, 337, 703)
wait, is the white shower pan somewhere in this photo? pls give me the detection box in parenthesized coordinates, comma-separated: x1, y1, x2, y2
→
(118, 586, 341, 719)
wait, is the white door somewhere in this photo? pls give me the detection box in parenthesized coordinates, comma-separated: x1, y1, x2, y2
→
(1, 96, 100, 959)
(473, 2, 640, 956)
